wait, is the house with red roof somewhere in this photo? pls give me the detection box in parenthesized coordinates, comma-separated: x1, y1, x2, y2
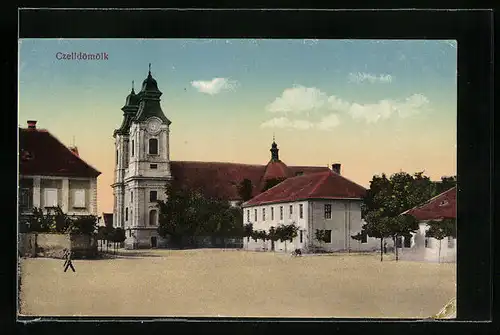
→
(399, 187, 457, 262)
(241, 169, 381, 253)
(19, 121, 101, 226)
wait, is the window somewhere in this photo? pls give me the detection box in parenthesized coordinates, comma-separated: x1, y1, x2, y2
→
(131, 140, 134, 156)
(254, 209, 257, 221)
(299, 230, 303, 243)
(262, 208, 266, 221)
(150, 164, 158, 169)
(131, 191, 133, 203)
(116, 150, 118, 165)
(447, 236, 455, 248)
(299, 204, 303, 219)
(324, 230, 332, 243)
(125, 207, 129, 221)
(150, 190, 158, 202)
(289, 205, 293, 217)
(425, 237, 430, 248)
(280, 206, 283, 220)
(73, 189, 86, 208)
(149, 138, 158, 155)
(324, 204, 332, 219)
(247, 210, 250, 222)
(404, 236, 411, 248)
(149, 210, 158, 226)
(19, 188, 32, 210)
(361, 231, 368, 243)
(44, 188, 58, 207)
(271, 207, 274, 220)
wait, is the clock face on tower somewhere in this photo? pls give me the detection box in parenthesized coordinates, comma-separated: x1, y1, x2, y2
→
(146, 118, 161, 134)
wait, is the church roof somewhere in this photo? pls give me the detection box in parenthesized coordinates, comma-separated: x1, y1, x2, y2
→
(170, 161, 331, 201)
(242, 170, 367, 207)
(19, 126, 101, 178)
(134, 68, 171, 125)
(401, 187, 456, 220)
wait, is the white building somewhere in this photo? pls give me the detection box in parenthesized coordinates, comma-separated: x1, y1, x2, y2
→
(19, 120, 101, 226)
(242, 169, 384, 253)
(112, 67, 172, 249)
(399, 187, 457, 262)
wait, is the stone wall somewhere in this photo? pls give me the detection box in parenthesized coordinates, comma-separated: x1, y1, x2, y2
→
(18, 233, 98, 259)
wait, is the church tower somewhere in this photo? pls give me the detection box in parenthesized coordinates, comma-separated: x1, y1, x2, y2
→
(113, 65, 172, 249)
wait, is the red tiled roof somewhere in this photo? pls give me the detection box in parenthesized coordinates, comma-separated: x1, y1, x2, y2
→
(19, 128, 101, 178)
(262, 160, 292, 181)
(242, 170, 367, 207)
(402, 187, 456, 220)
(169, 161, 332, 201)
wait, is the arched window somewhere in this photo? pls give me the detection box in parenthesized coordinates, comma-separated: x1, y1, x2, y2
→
(149, 138, 158, 155)
(125, 207, 129, 221)
(149, 210, 158, 226)
(116, 150, 118, 165)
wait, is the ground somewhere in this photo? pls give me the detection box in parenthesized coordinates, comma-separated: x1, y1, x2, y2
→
(18, 249, 456, 318)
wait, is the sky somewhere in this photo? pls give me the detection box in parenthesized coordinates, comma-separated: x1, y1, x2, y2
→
(18, 39, 457, 214)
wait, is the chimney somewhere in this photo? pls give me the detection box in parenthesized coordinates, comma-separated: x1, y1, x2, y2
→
(27, 120, 37, 130)
(332, 163, 341, 174)
(69, 146, 79, 156)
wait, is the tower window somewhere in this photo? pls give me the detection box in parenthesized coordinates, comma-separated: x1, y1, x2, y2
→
(150, 190, 158, 202)
(150, 164, 158, 169)
(125, 207, 129, 221)
(131, 140, 134, 156)
(149, 138, 158, 155)
(131, 191, 133, 203)
(116, 150, 118, 165)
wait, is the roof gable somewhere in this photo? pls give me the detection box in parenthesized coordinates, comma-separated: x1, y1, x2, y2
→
(402, 187, 456, 220)
(243, 170, 366, 207)
(19, 128, 101, 178)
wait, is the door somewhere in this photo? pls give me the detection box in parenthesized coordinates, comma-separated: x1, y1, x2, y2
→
(151, 236, 157, 248)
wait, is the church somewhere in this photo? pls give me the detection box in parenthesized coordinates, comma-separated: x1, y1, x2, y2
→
(112, 66, 346, 249)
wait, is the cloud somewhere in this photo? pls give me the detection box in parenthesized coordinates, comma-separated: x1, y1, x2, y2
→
(347, 94, 430, 123)
(266, 85, 327, 113)
(190, 77, 239, 95)
(317, 114, 341, 130)
(260, 117, 315, 130)
(261, 85, 430, 130)
(348, 72, 393, 84)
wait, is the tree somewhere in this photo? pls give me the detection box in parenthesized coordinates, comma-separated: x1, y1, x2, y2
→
(425, 218, 456, 263)
(267, 226, 278, 251)
(28, 206, 73, 233)
(237, 179, 254, 202)
(278, 223, 299, 252)
(315, 229, 330, 252)
(243, 223, 253, 244)
(434, 176, 457, 195)
(67, 215, 98, 235)
(261, 177, 287, 192)
(359, 171, 435, 261)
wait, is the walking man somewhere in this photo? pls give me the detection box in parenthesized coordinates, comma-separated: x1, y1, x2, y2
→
(63, 248, 76, 273)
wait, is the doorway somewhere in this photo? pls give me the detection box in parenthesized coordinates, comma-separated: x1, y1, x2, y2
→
(151, 236, 157, 248)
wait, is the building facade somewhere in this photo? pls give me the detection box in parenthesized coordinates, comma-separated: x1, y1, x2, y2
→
(112, 68, 172, 249)
(19, 121, 101, 227)
(242, 170, 383, 253)
(112, 68, 364, 249)
(399, 187, 457, 262)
